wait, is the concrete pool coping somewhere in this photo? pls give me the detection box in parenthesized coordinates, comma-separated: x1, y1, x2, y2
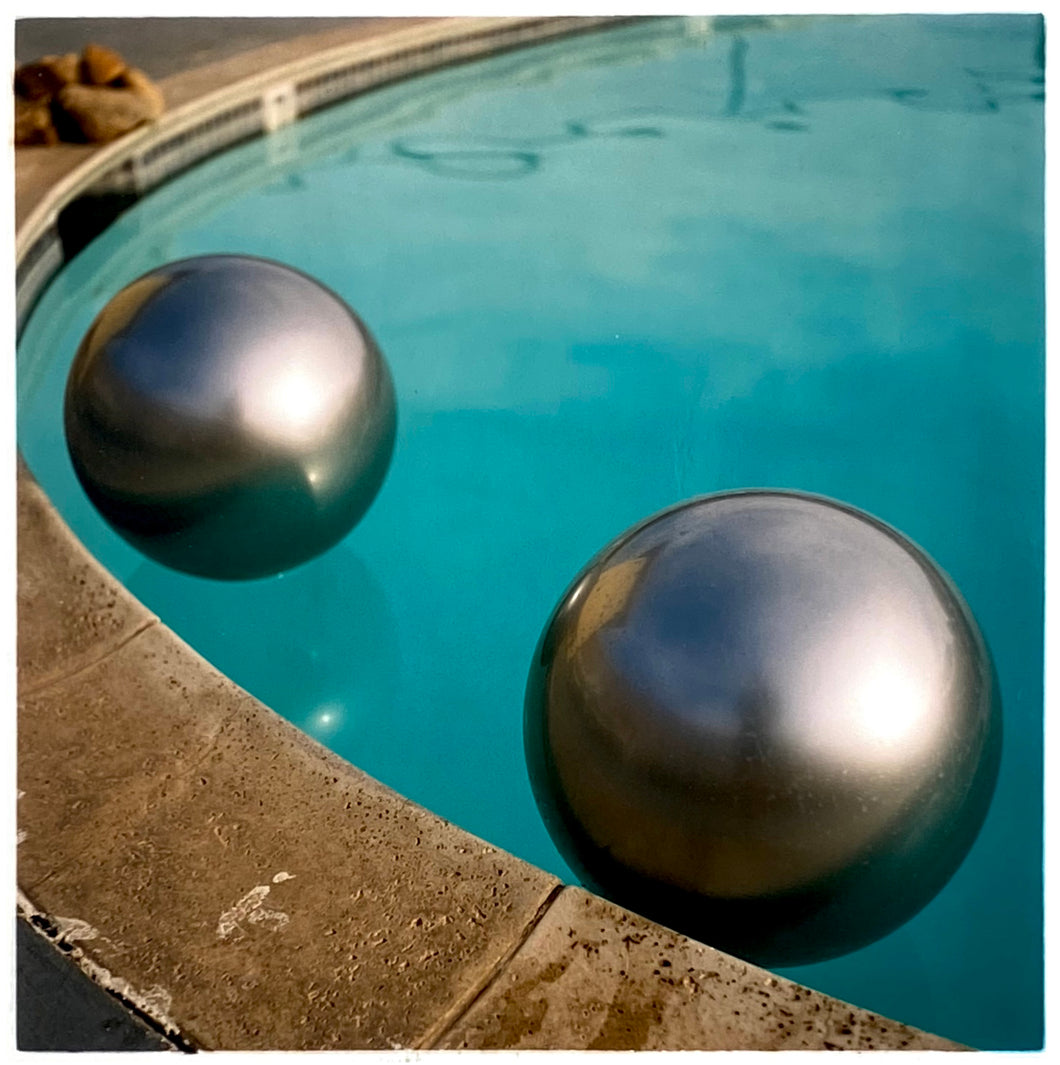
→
(16, 14, 963, 1051)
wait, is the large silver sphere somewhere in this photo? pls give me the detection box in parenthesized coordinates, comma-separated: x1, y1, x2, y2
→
(525, 490, 1000, 967)
(64, 255, 396, 580)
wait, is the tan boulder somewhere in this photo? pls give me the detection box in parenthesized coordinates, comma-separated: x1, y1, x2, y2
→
(46, 52, 81, 85)
(80, 43, 127, 85)
(14, 97, 59, 145)
(56, 82, 156, 142)
(14, 45, 162, 145)
(114, 67, 165, 118)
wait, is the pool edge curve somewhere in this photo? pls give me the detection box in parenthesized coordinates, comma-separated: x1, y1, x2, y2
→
(15, 15, 964, 1051)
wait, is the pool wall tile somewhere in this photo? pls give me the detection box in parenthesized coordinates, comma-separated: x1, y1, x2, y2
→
(15, 223, 63, 329)
(436, 887, 961, 1051)
(17, 460, 156, 695)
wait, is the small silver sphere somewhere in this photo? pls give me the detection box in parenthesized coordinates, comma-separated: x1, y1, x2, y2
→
(525, 490, 1000, 967)
(64, 255, 396, 580)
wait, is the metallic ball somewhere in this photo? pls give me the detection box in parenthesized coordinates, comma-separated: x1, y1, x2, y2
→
(64, 255, 396, 580)
(525, 490, 1000, 967)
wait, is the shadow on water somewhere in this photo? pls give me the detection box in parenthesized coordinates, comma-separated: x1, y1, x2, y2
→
(724, 35, 748, 116)
(126, 543, 400, 756)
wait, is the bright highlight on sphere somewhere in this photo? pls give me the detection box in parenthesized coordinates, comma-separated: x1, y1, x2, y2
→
(64, 255, 396, 580)
(525, 490, 1001, 967)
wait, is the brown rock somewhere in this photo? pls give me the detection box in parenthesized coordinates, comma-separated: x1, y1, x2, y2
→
(80, 43, 127, 86)
(56, 82, 156, 143)
(46, 52, 81, 85)
(113, 67, 165, 118)
(14, 60, 66, 101)
(14, 97, 58, 146)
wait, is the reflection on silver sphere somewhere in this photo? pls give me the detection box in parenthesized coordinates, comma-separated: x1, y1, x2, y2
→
(64, 255, 396, 580)
(525, 490, 1000, 967)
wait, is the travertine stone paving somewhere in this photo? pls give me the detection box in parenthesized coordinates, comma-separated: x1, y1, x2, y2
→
(18, 480, 561, 1049)
(18, 623, 229, 892)
(16, 458, 155, 694)
(439, 887, 962, 1051)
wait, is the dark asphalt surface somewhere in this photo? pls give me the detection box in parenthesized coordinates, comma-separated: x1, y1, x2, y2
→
(17, 917, 170, 1051)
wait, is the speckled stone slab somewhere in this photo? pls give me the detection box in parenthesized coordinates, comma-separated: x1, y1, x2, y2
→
(17, 461, 155, 693)
(437, 887, 963, 1050)
(17, 623, 230, 890)
(18, 580, 560, 1049)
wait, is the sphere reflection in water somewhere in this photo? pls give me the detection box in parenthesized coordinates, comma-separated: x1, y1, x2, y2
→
(126, 542, 399, 751)
(65, 255, 396, 580)
(525, 490, 1000, 967)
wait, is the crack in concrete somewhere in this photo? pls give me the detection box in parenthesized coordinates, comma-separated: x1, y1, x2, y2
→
(414, 881, 567, 1050)
(20, 617, 158, 698)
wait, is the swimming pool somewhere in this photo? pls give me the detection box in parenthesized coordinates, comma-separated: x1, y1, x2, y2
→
(17, 14, 1044, 1050)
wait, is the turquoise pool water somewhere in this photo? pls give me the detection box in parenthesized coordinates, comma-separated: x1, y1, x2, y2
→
(17, 15, 1043, 1050)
